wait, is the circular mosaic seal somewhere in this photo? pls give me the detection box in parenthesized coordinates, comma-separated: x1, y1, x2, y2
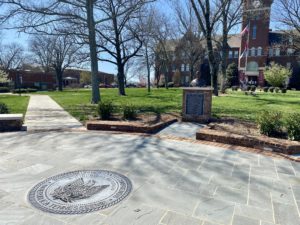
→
(28, 170, 132, 214)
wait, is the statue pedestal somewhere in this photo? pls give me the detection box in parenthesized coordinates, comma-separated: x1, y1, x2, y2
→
(182, 87, 213, 123)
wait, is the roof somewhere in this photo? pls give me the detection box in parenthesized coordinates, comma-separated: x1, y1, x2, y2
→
(158, 30, 297, 52)
(227, 35, 241, 48)
(157, 40, 179, 52)
(64, 69, 115, 77)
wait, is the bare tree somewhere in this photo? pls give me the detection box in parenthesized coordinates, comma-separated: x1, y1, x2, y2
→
(276, 0, 300, 51)
(124, 58, 136, 86)
(0, 0, 114, 103)
(175, 31, 204, 83)
(96, 0, 154, 96)
(0, 42, 24, 71)
(30, 36, 53, 73)
(189, 0, 226, 96)
(134, 7, 159, 92)
(153, 13, 176, 89)
(30, 34, 84, 91)
(0, 69, 9, 83)
(173, 1, 204, 82)
(219, 0, 242, 93)
(277, 0, 300, 32)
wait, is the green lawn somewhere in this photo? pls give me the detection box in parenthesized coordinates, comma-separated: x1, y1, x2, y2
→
(213, 90, 300, 121)
(44, 88, 182, 121)
(40, 88, 300, 122)
(0, 95, 30, 115)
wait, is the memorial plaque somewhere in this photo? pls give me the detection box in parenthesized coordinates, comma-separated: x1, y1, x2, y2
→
(185, 93, 204, 116)
(28, 170, 132, 214)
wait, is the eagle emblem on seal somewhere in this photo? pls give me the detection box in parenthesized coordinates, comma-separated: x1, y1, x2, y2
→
(51, 178, 109, 203)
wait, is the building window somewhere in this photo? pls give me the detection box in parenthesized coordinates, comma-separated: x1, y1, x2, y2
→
(186, 64, 190, 72)
(275, 48, 280, 56)
(287, 48, 294, 56)
(252, 25, 257, 39)
(181, 64, 185, 72)
(247, 61, 259, 72)
(234, 51, 239, 58)
(251, 47, 256, 57)
(228, 51, 233, 58)
(185, 76, 189, 83)
(269, 48, 273, 56)
(172, 53, 176, 61)
(257, 47, 262, 56)
(172, 64, 176, 72)
(254, 14, 260, 20)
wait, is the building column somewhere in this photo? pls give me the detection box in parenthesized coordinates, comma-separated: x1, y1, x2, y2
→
(258, 70, 265, 87)
(239, 70, 245, 82)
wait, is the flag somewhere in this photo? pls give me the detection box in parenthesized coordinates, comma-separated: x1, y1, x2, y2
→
(241, 24, 249, 37)
(239, 41, 249, 60)
(239, 48, 248, 60)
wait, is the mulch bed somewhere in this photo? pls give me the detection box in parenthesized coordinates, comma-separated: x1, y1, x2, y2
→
(196, 119, 300, 155)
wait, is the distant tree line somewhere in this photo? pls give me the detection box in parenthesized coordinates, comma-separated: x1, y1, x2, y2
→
(0, 0, 299, 102)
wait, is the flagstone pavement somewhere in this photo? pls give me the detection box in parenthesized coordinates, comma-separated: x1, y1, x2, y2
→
(1, 130, 300, 225)
(1, 95, 300, 224)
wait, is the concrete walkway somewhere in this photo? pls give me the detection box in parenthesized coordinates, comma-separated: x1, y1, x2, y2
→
(24, 95, 85, 131)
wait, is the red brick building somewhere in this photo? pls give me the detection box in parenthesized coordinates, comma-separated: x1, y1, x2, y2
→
(8, 69, 115, 90)
(9, 70, 56, 90)
(156, 0, 300, 89)
(238, 0, 299, 87)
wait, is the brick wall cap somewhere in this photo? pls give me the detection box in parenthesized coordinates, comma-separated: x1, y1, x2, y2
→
(197, 128, 300, 154)
(182, 87, 214, 91)
(87, 120, 149, 127)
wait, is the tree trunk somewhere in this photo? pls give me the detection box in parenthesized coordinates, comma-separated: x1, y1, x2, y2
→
(124, 75, 127, 87)
(220, 11, 228, 94)
(117, 64, 126, 95)
(220, 43, 228, 93)
(190, 66, 194, 82)
(86, 0, 100, 104)
(165, 72, 169, 89)
(155, 68, 160, 88)
(207, 32, 219, 96)
(145, 46, 151, 93)
(211, 66, 219, 96)
(56, 69, 63, 91)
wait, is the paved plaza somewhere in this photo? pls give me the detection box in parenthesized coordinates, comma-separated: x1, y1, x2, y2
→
(1, 95, 300, 225)
(157, 122, 204, 139)
(1, 130, 300, 225)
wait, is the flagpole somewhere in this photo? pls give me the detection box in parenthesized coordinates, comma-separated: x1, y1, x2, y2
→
(245, 20, 250, 80)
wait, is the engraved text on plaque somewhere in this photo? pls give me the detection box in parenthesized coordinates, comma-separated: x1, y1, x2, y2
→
(185, 93, 204, 116)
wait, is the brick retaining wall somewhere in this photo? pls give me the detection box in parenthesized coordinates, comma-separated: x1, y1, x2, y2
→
(86, 119, 177, 134)
(196, 128, 300, 155)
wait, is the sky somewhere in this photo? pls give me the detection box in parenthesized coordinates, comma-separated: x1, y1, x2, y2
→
(0, 0, 169, 77)
(1, 29, 117, 75)
(0, 0, 280, 77)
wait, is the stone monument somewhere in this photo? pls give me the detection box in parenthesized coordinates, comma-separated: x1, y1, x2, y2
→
(182, 87, 213, 123)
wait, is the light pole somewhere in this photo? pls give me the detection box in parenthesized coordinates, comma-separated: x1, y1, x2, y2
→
(17, 70, 22, 96)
